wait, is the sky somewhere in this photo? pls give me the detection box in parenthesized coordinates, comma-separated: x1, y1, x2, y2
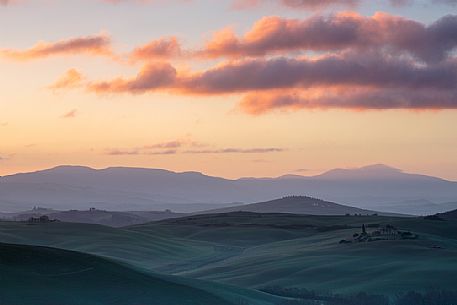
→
(1, 0, 457, 180)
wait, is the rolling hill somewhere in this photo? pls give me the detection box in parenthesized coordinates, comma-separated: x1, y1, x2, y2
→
(0, 220, 230, 272)
(198, 196, 398, 216)
(131, 212, 457, 296)
(2, 208, 185, 227)
(0, 242, 281, 305)
(434, 208, 457, 220)
(1, 164, 457, 214)
(2, 212, 457, 299)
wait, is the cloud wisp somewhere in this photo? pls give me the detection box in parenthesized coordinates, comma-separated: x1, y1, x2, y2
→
(130, 37, 182, 61)
(0, 34, 112, 60)
(62, 109, 78, 119)
(106, 139, 285, 155)
(184, 148, 285, 154)
(50, 69, 84, 90)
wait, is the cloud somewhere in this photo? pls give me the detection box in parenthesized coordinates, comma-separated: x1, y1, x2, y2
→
(101, 0, 192, 4)
(238, 88, 457, 114)
(294, 168, 310, 172)
(232, 0, 359, 10)
(232, 0, 457, 9)
(0, 34, 112, 60)
(106, 139, 192, 156)
(203, 13, 457, 62)
(50, 69, 84, 90)
(81, 50, 457, 113)
(184, 147, 284, 154)
(40, 12, 456, 115)
(105, 139, 283, 155)
(88, 62, 177, 93)
(105, 149, 140, 155)
(143, 140, 183, 149)
(278, 0, 359, 9)
(180, 54, 457, 94)
(106, 148, 177, 155)
(107, 147, 284, 155)
(130, 37, 182, 61)
(0, 0, 18, 5)
(62, 109, 78, 119)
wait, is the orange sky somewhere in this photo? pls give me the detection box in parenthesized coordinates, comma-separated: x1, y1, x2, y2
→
(1, 0, 457, 180)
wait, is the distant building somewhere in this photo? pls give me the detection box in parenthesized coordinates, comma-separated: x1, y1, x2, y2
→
(27, 215, 58, 224)
(340, 224, 417, 244)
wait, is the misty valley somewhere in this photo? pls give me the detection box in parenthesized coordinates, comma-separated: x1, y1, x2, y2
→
(0, 166, 457, 304)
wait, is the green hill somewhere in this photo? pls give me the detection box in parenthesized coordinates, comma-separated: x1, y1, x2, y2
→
(0, 243, 226, 305)
(132, 213, 457, 296)
(0, 242, 283, 305)
(2, 212, 457, 299)
(0, 221, 228, 272)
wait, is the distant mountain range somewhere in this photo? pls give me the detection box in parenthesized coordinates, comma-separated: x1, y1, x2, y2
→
(1, 164, 456, 214)
(369, 199, 457, 216)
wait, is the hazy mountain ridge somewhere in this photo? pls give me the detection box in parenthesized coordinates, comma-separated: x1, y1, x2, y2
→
(1, 164, 456, 214)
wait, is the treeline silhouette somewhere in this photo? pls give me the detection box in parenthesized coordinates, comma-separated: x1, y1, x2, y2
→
(259, 287, 457, 305)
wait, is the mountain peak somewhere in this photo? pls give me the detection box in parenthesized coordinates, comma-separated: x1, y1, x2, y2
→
(50, 165, 96, 172)
(317, 164, 404, 180)
(357, 164, 402, 172)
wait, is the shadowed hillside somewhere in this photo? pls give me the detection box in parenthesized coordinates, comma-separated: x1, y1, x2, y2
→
(2, 212, 457, 299)
(2, 208, 185, 227)
(432, 208, 457, 220)
(0, 242, 272, 305)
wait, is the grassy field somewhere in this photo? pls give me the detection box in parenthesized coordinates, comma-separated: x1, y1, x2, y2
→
(0, 221, 234, 272)
(1, 212, 457, 300)
(0, 242, 283, 305)
(131, 213, 457, 296)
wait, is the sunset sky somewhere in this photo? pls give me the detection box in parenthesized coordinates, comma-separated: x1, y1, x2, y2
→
(1, 0, 457, 179)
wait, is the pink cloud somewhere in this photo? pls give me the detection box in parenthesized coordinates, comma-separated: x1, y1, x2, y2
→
(239, 88, 457, 114)
(203, 13, 457, 62)
(0, 34, 112, 60)
(80, 50, 457, 113)
(232, 0, 457, 10)
(88, 62, 177, 93)
(130, 37, 182, 61)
